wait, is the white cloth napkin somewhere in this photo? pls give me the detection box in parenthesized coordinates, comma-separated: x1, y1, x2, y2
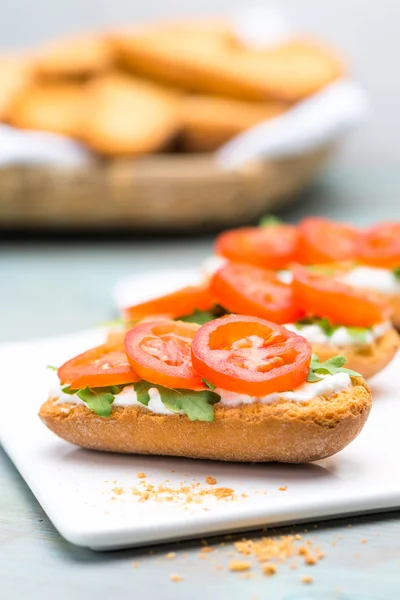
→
(217, 80, 370, 169)
(0, 124, 92, 167)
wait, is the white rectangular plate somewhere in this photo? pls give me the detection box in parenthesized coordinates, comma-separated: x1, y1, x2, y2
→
(1, 328, 400, 551)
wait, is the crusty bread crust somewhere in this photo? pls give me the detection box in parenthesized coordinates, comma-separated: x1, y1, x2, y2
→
(383, 292, 400, 330)
(39, 379, 371, 463)
(312, 328, 400, 380)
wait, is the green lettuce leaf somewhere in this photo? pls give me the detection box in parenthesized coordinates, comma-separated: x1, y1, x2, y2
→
(76, 386, 115, 417)
(133, 380, 152, 406)
(202, 378, 217, 391)
(178, 308, 216, 325)
(307, 354, 362, 383)
(295, 316, 370, 344)
(393, 267, 400, 280)
(133, 380, 220, 422)
(177, 305, 227, 325)
(259, 215, 282, 227)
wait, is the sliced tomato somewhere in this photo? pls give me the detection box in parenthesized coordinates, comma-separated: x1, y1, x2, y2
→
(191, 314, 311, 396)
(215, 225, 299, 270)
(357, 222, 400, 268)
(292, 264, 391, 326)
(122, 284, 214, 322)
(211, 262, 302, 324)
(298, 217, 360, 264)
(58, 344, 140, 389)
(125, 320, 204, 390)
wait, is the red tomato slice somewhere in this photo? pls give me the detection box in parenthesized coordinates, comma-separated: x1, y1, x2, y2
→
(211, 262, 303, 324)
(58, 344, 140, 389)
(123, 284, 214, 322)
(292, 264, 391, 326)
(357, 222, 400, 268)
(125, 320, 204, 390)
(298, 217, 360, 264)
(215, 225, 299, 270)
(191, 314, 311, 396)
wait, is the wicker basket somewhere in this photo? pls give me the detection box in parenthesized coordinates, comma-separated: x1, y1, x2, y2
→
(0, 145, 332, 230)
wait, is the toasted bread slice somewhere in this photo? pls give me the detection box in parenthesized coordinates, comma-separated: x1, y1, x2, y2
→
(114, 23, 343, 102)
(33, 34, 113, 79)
(80, 74, 181, 155)
(0, 54, 32, 120)
(181, 95, 287, 151)
(312, 328, 400, 379)
(40, 378, 371, 463)
(6, 81, 86, 137)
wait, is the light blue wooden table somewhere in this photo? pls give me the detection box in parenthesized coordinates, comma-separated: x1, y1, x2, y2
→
(2, 164, 400, 599)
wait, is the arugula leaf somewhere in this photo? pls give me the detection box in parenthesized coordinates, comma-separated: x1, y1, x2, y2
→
(46, 365, 58, 371)
(133, 380, 152, 406)
(133, 380, 220, 421)
(307, 265, 337, 275)
(346, 327, 369, 344)
(295, 316, 336, 337)
(259, 215, 282, 227)
(202, 378, 217, 391)
(178, 308, 216, 325)
(177, 305, 227, 325)
(75, 386, 115, 417)
(61, 385, 75, 395)
(393, 267, 400, 280)
(307, 354, 362, 382)
(61, 379, 220, 422)
(157, 387, 220, 422)
(295, 316, 369, 343)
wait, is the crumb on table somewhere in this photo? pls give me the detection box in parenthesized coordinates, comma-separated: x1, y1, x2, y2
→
(206, 476, 217, 485)
(229, 560, 251, 572)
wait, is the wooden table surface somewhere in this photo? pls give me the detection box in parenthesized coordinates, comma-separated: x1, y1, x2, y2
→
(2, 164, 400, 599)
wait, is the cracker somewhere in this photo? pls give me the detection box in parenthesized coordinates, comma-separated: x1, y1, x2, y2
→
(33, 34, 113, 80)
(181, 95, 287, 151)
(114, 23, 343, 101)
(80, 73, 181, 155)
(6, 81, 86, 137)
(0, 55, 32, 120)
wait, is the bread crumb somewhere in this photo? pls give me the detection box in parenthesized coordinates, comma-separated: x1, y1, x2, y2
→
(206, 476, 217, 485)
(200, 546, 214, 553)
(301, 575, 313, 584)
(132, 561, 139, 568)
(112, 487, 124, 495)
(304, 555, 317, 566)
(170, 573, 182, 582)
(262, 563, 277, 576)
(166, 552, 176, 559)
(298, 546, 308, 555)
(229, 560, 251, 572)
(137, 472, 146, 479)
(278, 486, 288, 491)
(361, 538, 367, 544)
